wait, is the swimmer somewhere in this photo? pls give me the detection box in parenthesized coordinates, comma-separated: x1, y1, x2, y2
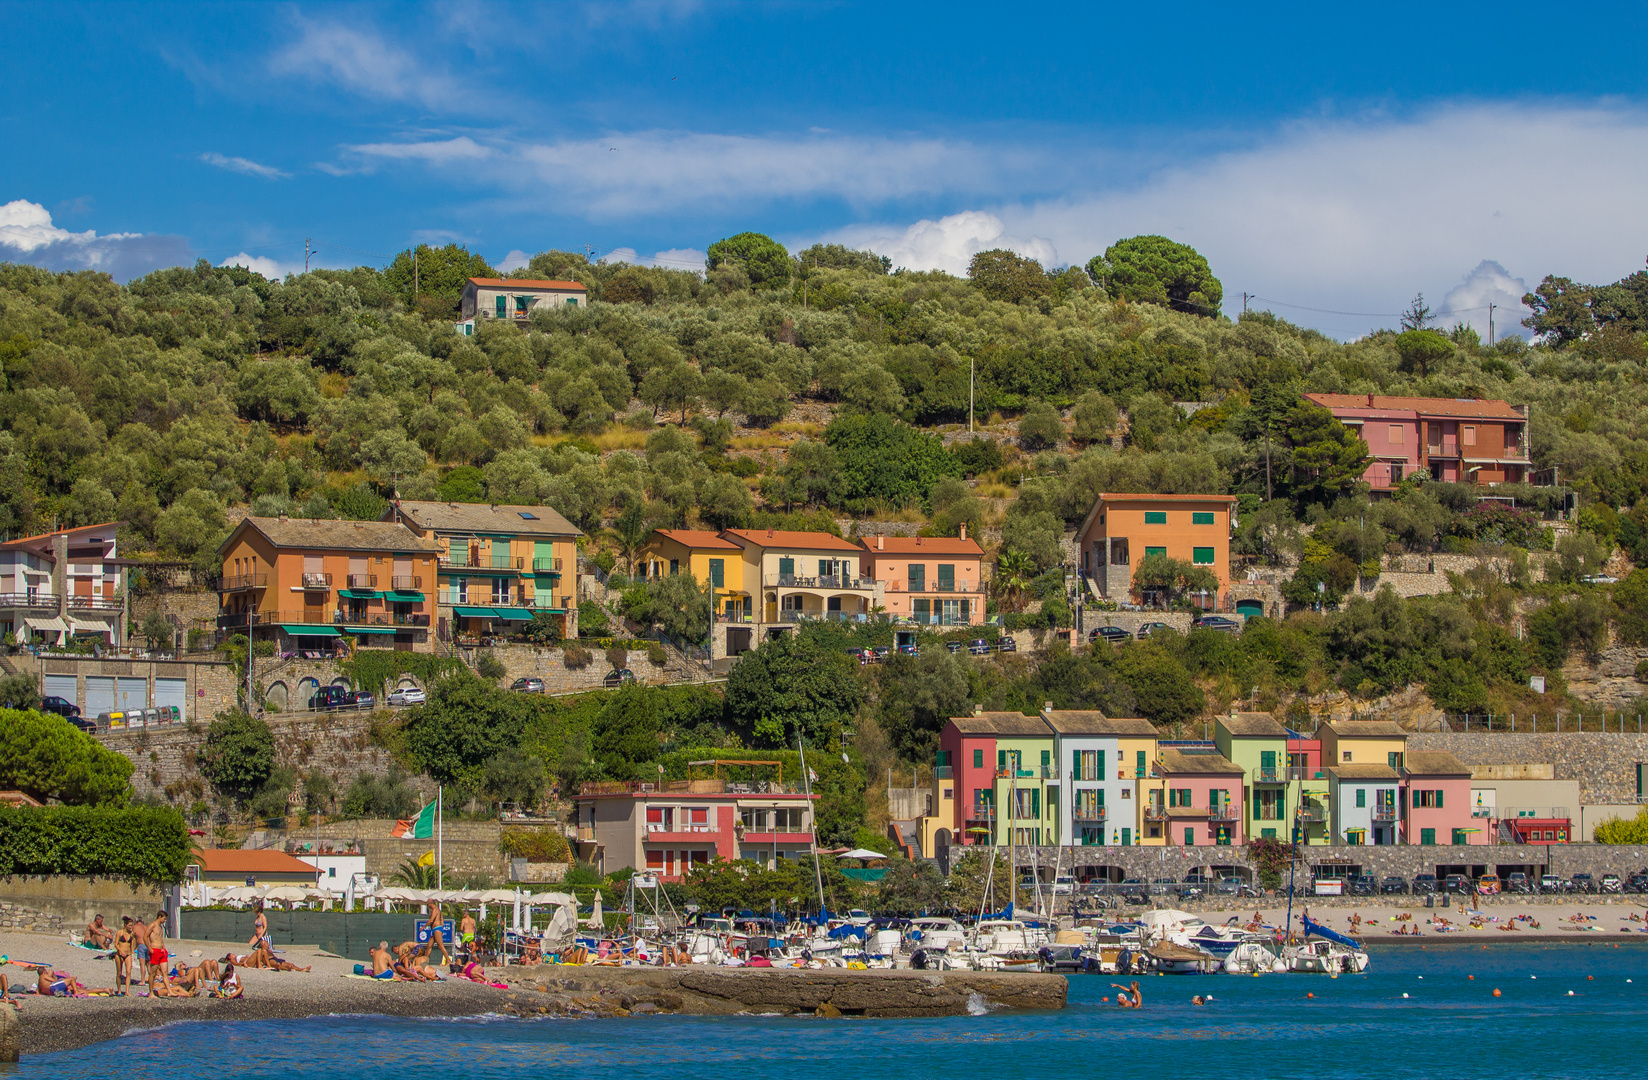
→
(1192, 995, 1206, 1006)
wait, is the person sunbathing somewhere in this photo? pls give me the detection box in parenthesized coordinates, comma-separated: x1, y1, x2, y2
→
(457, 961, 489, 983)
(254, 945, 309, 972)
(147, 967, 189, 997)
(85, 914, 114, 948)
(220, 951, 266, 969)
(369, 942, 401, 980)
(25, 963, 106, 997)
(213, 963, 243, 999)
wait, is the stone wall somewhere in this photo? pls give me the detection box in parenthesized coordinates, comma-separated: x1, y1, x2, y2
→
(129, 589, 222, 646)
(32, 655, 239, 722)
(1406, 731, 1648, 804)
(260, 818, 507, 879)
(0, 901, 66, 936)
(0, 875, 163, 926)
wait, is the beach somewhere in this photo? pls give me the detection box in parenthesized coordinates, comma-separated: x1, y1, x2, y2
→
(1181, 897, 1648, 943)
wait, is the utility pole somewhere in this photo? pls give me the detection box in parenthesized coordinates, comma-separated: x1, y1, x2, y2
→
(413, 249, 419, 298)
(1242, 292, 1251, 315)
(1488, 303, 1496, 347)
(1264, 421, 1273, 502)
(245, 609, 255, 713)
(304, 238, 317, 272)
(969, 358, 975, 433)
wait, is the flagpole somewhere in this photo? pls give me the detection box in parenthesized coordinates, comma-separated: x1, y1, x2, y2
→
(437, 785, 443, 892)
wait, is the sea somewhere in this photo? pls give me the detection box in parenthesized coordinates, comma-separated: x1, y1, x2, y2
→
(20, 943, 1648, 1079)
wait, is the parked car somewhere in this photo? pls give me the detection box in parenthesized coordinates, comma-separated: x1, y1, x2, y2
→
(968, 638, 993, 655)
(1506, 872, 1531, 893)
(897, 643, 919, 657)
(510, 677, 546, 693)
(38, 694, 81, 719)
(871, 645, 892, 662)
(308, 686, 348, 711)
(1570, 872, 1596, 893)
(1380, 875, 1409, 894)
(386, 686, 426, 706)
(1581, 574, 1619, 584)
(1090, 625, 1131, 645)
(344, 690, 376, 709)
(1149, 877, 1177, 896)
(1192, 615, 1241, 633)
(1350, 874, 1378, 896)
(1411, 873, 1438, 895)
(944, 641, 963, 654)
(996, 636, 1017, 653)
(1476, 874, 1501, 896)
(1539, 873, 1564, 893)
(1441, 873, 1471, 894)
(1600, 873, 1624, 894)
(1627, 872, 1648, 894)
(1135, 621, 1171, 639)
(1052, 875, 1075, 895)
(603, 668, 637, 688)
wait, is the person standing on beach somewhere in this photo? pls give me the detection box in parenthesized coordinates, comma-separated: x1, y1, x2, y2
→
(113, 916, 136, 994)
(250, 901, 269, 952)
(424, 898, 451, 965)
(459, 910, 477, 963)
(148, 908, 171, 977)
(129, 913, 150, 980)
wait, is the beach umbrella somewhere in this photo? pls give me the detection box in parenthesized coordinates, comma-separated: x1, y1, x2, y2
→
(586, 893, 604, 929)
(261, 885, 312, 904)
(836, 848, 889, 860)
(528, 891, 575, 906)
(477, 889, 519, 903)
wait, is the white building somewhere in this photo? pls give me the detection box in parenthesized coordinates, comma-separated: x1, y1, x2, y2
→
(1328, 764, 1400, 846)
(0, 522, 125, 646)
(294, 852, 367, 894)
(1042, 708, 1155, 848)
(460, 277, 588, 323)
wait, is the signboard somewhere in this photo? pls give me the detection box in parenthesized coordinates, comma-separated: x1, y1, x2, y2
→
(416, 919, 455, 945)
(1313, 880, 1343, 896)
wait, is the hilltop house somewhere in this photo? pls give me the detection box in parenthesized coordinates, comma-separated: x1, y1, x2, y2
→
(458, 278, 588, 331)
(0, 522, 126, 647)
(1303, 393, 1538, 490)
(857, 529, 986, 627)
(1075, 493, 1238, 606)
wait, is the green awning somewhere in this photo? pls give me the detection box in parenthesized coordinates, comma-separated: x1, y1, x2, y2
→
(279, 625, 340, 637)
(491, 608, 533, 622)
(452, 606, 496, 618)
(386, 591, 425, 602)
(338, 589, 380, 599)
(345, 626, 398, 634)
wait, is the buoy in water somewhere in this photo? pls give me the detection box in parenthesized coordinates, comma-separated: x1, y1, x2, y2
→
(1468, 975, 1474, 980)
(1306, 992, 1315, 999)
(1588, 975, 1594, 980)
(1492, 988, 1501, 997)
(1567, 990, 1576, 996)
(1402, 993, 1409, 999)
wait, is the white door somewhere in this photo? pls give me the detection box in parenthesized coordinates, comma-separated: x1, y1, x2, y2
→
(85, 676, 116, 716)
(154, 677, 187, 714)
(42, 673, 77, 704)
(116, 677, 148, 712)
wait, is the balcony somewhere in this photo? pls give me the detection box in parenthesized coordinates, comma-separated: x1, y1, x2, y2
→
(714, 611, 756, 623)
(1255, 767, 1284, 784)
(774, 610, 871, 624)
(1144, 805, 1169, 821)
(221, 574, 267, 592)
(391, 613, 431, 627)
(965, 806, 997, 821)
(390, 575, 422, 591)
(1209, 804, 1239, 821)
(66, 595, 123, 610)
(532, 558, 563, 574)
(1072, 804, 1107, 822)
(442, 554, 524, 572)
(300, 573, 332, 589)
(887, 580, 980, 593)
(345, 574, 377, 590)
(765, 574, 875, 590)
(935, 766, 953, 779)
(645, 822, 718, 835)
(1372, 806, 1397, 821)
(1297, 805, 1328, 822)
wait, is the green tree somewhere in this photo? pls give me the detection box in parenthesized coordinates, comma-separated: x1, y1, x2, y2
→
(876, 652, 976, 762)
(592, 684, 661, 780)
(725, 634, 865, 747)
(1017, 401, 1064, 450)
(1000, 510, 1064, 574)
(384, 243, 498, 316)
(0, 707, 134, 805)
(1286, 402, 1370, 506)
(141, 610, 174, 651)
(1393, 329, 1454, 379)
(706, 232, 791, 290)
(794, 243, 891, 275)
(875, 859, 947, 915)
(1070, 391, 1118, 444)
(198, 710, 275, 800)
(823, 413, 958, 513)
(622, 571, 712, 643)
(401, 673, 531, 790)
(1131, 554, 1218, 604)
(0, 673, 40, 711)
(480, 748, 548, 806)
(1088, 236, 1222, 316)
(967, 249, 1051, 304)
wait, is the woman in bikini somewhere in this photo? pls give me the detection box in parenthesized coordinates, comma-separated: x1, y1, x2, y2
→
(214, 962, 243, 998)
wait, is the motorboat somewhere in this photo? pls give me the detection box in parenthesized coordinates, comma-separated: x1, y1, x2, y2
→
(1187, 922, 1256, 958)
(1283, 939, 1369, 973)
(905, 917, 967, 953)
(972, 918, 1049, 953)
(1147, 941, 1221, 973)
(1223, 939, 1285, 974)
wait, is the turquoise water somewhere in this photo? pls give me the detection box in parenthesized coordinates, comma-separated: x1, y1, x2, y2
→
(23, 944, 1648, 1078)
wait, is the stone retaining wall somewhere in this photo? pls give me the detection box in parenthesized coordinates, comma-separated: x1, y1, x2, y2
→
(1407, 732, 1648, 804)
(0, 875, 163, 926)
(0, 901, 65, 936)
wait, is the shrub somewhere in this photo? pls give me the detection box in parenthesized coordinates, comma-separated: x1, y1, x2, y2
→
(646, 642, 668, 666)
(605, 646, 629, 670)
(342, 768, 421, 820)
(198, 710, 275, 800)
(564, 644, 593, 669)
(0, 804, 190, 884)
(475, 651, 506, 680)
(500, 826, 572, 863)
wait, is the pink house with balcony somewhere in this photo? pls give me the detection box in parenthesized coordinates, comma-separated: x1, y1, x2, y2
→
(1146, 748, 1244, 847)
(1401, 751, 1481, 846)
(858, 529, 986, 626)
(1303, 393, 1535, 492)
(571, 769, 816, 881)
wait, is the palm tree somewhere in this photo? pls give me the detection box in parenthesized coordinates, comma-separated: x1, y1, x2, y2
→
(606, 502, 652, 575)
(995, 548, 1035, 612)
(392, 858, 441, 889)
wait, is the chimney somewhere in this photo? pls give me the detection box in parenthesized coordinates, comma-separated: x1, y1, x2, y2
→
(1366, 392, 1374, 407)
(876, 534, 884, 550)
(767, 528, 774, 539)
(959, 523, 967, 541)
(915, 537, 922, 545)
(279, 513, 288, 523)
(1043, 701, 1054, 715)
(973, 705, 983, 716)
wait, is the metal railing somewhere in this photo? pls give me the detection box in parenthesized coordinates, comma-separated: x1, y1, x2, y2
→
(0, 592, 57, 607)
(1144, 805, 1169, 821)
(966, 806, 997, 821)
(392, 613, 431, 627)
(1372, 806, 1398, 821)
(1297, 805, 1328, 822)
(442, 554, 524, 571)
(773, 610, 871, 624)
(345, 574, 377, 589)
(1209, 805, 1239, 821)
(935, 766, 953, 779)
(220, 574, 267, 592)
(1072, 804, 1107, 822)
(390, 575, 422, 591)
(533, 557, 564, 573)
(66, 596, 123, 610)
(1255, 767, 1284, 783)
(887, 580, 980, 593)
(764, 574, 875, 590)
(301, 573, 332, 589)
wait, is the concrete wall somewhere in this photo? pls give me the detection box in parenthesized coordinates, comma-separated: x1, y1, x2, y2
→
(0, 875, 163, 926)
(261, 818, 507, 880)
(30, 655, 239, 721)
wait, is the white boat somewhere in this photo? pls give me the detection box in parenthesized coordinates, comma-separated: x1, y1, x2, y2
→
(905, 917, 968, 953)
(1284, 939, 1369, 973)
(972, 918, 1049, 953)
(1223, 939, 1285, 974)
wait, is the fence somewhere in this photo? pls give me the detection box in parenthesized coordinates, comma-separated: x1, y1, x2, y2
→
(180, 909, 420, 962)
(1443, 713, 1648, 734)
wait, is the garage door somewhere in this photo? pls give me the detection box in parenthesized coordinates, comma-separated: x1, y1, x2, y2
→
(42, 673, 77, 705)
(116, 678, 148, 712)
(85, 677, 116, 717)
(154, 677, 187, 714)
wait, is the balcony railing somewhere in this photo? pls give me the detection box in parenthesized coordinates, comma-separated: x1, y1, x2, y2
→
(966, 806, 997, 821)
(887, 580, 980, 593)
(392, 613, 431, 627)
(1372, 806, 1398, 821)
(935, 766, 953, 779)
(390, 575, 422, 591)
(1144, 805, 1169, 821)
(532, 557, 563, 574)
(301, 573, 332, 589)
(765, 574, 875, 590)
(714, 611, 756, 623)
(774, 610, 871, 624)
(1255, 767, 1284, 784)
(442, 554, 524, 571)
(66, 596, 123, 610)
(1072, 804, 1107, 822)
(1209, 804, 1239, 821)
(221, 574, 267, 592)
(345, 574, 377, 589)
(1297, 805, 1328, 822)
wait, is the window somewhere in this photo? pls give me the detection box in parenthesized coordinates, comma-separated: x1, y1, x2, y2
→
(1184, 828, 1194, 846)
(778, 557, 794, 578)
(908, 564, 926, 591)
(1452, 828, 1467, 845)
(997, 750, 1007, 772)
(566, 297, 578, 307)
(1145, 546, 1167, 560)
(518, 511, 538, 520)
(1110, 539, 1129, 565)
(1168, 788, 1192, 807)
(1355, 788, 1366, 808)
(937, 564, 955, 589)
(1388, 751, 1403, 769)
(937, 750, 951, 768)
(708, 559, 724, 588)
(1192, 511, 1215, 525)
(1420, 828, 1436, 845)
(1144, 511, 1167, 525)
(1040, 749, 1050, 770)
(1389, 425, 1404, 444)
(913, 598, 930, 622)
(494, 295, 506, 317)
(669, 559, 680, 576)
(1136, 750, 1147, 778)
(974, 749, 984, 769)
(1192, 547, 1215, 565)
(1462, 425, 1476, 446)
(1342, 750, 1352, 762)
(1414, 789, 1443, 808)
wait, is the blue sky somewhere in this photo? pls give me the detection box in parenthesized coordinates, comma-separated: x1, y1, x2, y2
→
(5, 0, 1648, 337)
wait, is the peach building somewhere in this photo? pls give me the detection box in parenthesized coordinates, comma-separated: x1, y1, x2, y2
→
(857, 529, 986, 626)
(1075, 493, 1238, 603)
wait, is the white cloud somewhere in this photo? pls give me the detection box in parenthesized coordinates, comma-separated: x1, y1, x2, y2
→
(823, 210, 1056, 276)
(0, 199, 191, 280)
(219, 252, 296, 280)
(269, 18, 462, 109)
(1440, 261, 1531, 342)
(199, 152, 289, 180)
(599, 247, 638, 265)
(497, 249, 532, 272)
(648, 248, 706, 271)
(344, 137, 491, 170)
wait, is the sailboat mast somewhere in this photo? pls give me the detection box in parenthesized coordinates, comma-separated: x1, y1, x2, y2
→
(798, 733, 827, 914)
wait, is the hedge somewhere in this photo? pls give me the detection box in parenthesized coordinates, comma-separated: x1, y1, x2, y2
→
(0, 805, 191, 884)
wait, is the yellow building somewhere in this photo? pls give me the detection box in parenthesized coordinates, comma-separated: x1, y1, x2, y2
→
(1319, 720, 1408, 771)
(1117, 727, 1163, 845)
(638, 530, 752, 620)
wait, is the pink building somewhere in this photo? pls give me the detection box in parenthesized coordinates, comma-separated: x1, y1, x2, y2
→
(1148, 748, 1245, 847)
(1401, 751, 1481, 845)
(1303, 393, 1534, 491)
(858, 530, 986, 626)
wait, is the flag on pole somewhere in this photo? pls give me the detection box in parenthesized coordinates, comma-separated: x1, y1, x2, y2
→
(417, 850, 436, 867)
(391, 798, 438, 839)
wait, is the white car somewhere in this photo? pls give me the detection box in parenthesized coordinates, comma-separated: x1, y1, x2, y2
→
(1052, 876, 1075, 895)
(387, 686, 426, 706)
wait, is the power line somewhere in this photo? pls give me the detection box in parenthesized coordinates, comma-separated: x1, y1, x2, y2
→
(1247, 295, 1497, 320)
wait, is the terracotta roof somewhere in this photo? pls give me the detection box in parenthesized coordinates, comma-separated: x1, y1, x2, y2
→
(858, 536, 985, 556)
(1218, 712, 1288, 737)
(651, 529, 742, 550)
(1403, 751, 1471, 776)
(1323, 720, 1408, 739)
(1328, 763, 1400, 780)
(1304, 393, 1524, 420)
(228, 517, 438, 555)
(1158, 748, 1242, 775)
(0, 790, 43, 807)
(466, 278, 587, 291)
(191, 848, 319, 875)
(1041, 710, 1156, 737)
(390, 500, 581, 539)
(0, 521, 122, 551)
(721, 529, 861, 552)
(948, 713, 1053, 737)
(1093, 493, 1238, 503)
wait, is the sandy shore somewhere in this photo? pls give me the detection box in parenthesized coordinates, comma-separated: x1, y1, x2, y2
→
(1191, 898, 1648, 943)
(1, 930, 519, 1056)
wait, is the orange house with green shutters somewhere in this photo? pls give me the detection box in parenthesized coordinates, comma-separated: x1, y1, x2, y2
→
(1076, 493, 1238, 604)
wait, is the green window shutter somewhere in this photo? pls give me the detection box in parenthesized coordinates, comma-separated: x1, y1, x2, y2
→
(1097, 787, 1104, 806)
(494, 295, 506, 316)
(1145, 546, 1167, 559)
(708, 559, 724, 588)
(1452, 828, 1466, 845)
(778, 557, 794, 577)
(1040, 749, 1050, 768)
(1072, 750, 1081, 779)
(1388, 751, 1398, 768)
(1144, 511, 1167, 524)
(997, 750, 1006, 771)
(974, 749, 984, 769)
(1356, 788, 1366, 808)
(1252, 790, 1261, 816)
(1192, 511, 1215, 525)
(1096, 750, 1105, 776)
(1421, 828, 1435, 846)
(908, 564, 925, 591)
(565, 297, 578, 306)
(913, 598, 930, 620)
(937, 563, 955, 587)
(1261, 750, 1275, 769)
(1192, 547, 1215, 565)
(1031, 789, 1040, 818)
(1435, 789, 1443, 809)
(1184, 828, 1194, 846)
(1136, 751, 1146, 778)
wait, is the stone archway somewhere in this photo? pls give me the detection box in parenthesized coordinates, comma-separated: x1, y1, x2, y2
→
(265, 680, 289, 712)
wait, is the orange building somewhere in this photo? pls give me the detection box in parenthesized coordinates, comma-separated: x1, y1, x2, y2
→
(217, 516, 440, 654)
(1075, 493, 1238, 604)
(857, 529, 986, 626)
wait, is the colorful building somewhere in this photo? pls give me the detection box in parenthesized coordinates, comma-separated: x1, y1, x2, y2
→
(938, 712, 1056, 847)
(720, 528, 876, 630)
(1286, 730, 1332, 845)
(1147, 748, 1245, 847)
(1075, 493, 1239, 604)
(217, 516, 440, 653)
(1042, 708, 1155, 847)
(1327, 764, 1401, 845)
(1319, 720, 1408, 770)
(385, 501, 582, 643)
(0, 522, 126, 647)
(1401, 751, 1478, 845)
(1303, 393, 1536, 490)
(857, 530, 986, 626)
(638, 528, 751, 620)
(1214, 712, 1294, 842)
